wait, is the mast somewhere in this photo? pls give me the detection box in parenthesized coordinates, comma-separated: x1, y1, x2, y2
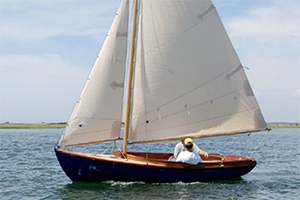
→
(123, 0, 139, 155)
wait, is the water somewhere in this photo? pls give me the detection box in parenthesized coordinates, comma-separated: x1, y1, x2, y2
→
(0, 128, 299, 200)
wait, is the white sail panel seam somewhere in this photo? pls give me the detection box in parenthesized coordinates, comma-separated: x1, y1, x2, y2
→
(140, 3, 216, 56)
(144, 62, 242, 115)
(135, 86, 247, 127)
(135, 105, 261, 135)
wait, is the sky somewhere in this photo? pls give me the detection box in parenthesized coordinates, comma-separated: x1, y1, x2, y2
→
(0, 0, 299, 123)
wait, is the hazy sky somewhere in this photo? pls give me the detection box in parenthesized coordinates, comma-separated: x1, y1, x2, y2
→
(0, 0, 299, 123)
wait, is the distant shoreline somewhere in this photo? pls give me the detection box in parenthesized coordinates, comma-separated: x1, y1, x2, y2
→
(0, 123, 299, 129)
(267, 125, 300, 129)
(0, 123, 66, 129)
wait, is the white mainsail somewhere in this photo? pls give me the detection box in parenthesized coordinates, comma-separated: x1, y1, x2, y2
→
(59, 0, 129, 148)
(130, 0, 266, 143)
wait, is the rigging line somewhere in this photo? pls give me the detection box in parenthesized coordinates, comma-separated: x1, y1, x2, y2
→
(247, 132, 251, 157)
(116, 141, 127, 160)
(145, 62, 242, 114)
(101, 141, 115, 154)
(249, 129, 271, 158)
(113, 140, 116, 151)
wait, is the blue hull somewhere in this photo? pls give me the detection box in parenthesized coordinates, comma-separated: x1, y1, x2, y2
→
(55, 148, 256, 183)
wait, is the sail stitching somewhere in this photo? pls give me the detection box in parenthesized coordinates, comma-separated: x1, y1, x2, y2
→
(135, 84, 254, 128)
(145, 62, 241, 114)
(70, 127, 117, 136)
(185, 4, 216, 33)
(141, 3, 216, 57)
(136, 105, 260, 135)
(67, 118, 120, 136)
(145, 86, 246, 124)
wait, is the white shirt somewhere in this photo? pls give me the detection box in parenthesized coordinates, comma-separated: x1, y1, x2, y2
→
(176, 151, 202, 165)
(174, 142, 202, 158)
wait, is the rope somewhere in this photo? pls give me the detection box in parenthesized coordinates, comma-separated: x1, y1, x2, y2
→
(115, 141, 127, 160)
(249, 129, 271, 157)
(101, 142, 115, 154)
(101, 141, 128, 160)
(246, 132, 252, 157)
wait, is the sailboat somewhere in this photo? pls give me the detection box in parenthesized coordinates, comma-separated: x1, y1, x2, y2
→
(55, 0, 268, 182)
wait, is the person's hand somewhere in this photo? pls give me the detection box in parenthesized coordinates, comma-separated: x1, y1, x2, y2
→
(200, 151, 209, 158)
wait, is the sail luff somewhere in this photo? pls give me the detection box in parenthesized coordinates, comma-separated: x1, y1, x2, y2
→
(123, 0, 139, 154)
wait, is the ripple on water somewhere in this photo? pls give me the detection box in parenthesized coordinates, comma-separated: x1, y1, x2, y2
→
(0, 128, 299, 200)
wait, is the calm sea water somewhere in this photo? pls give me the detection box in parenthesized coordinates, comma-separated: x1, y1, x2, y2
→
(0, 128, 299, 200)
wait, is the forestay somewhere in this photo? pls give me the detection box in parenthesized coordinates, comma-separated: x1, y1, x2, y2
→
(59, 0, 129, 148)
(130, 0, 266, 143)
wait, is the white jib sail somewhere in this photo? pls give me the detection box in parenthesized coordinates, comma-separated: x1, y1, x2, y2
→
(59, 0, 129, 148)
(130, 0, 266, 143)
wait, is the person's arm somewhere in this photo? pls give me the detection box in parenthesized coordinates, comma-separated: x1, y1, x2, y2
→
(193, 143, 208, 158)
(200, 150, 209, 158)
(173, 143, 182, 159)
(176, 152, 183, 162)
